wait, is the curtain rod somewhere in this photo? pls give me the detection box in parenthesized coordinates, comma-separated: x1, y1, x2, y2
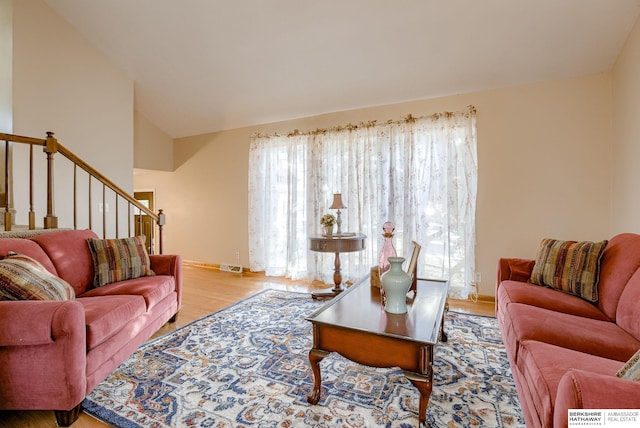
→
(252, 105, 476, 139)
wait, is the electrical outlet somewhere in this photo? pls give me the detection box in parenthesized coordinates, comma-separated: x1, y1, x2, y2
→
(474, 272, 481, 283)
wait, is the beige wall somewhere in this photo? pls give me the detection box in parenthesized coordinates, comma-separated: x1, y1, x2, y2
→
(11, 0, 134, 234)
(136, 73, 613, 296)
(134, 110, 173, 171)
(612, 16, 640, 234)
(135, 128, 250, 267)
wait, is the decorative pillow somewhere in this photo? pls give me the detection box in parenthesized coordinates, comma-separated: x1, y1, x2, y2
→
(87, 236, 155, 287)
(616, 349, 640, 381)
(0, 252, 75, 301)
(529, 238, 607, 302)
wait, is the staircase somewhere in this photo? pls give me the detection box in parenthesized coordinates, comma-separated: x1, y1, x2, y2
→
(0, 132, 166, 253)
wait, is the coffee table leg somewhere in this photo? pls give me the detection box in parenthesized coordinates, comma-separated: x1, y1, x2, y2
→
(406, 345, 433, 423)
(406, 372, 432, 424)
(307, 348, 329, 404)
(440, 302, 449, 342)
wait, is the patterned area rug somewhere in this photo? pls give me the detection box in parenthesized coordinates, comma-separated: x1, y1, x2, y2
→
(83, 289, 524, 427)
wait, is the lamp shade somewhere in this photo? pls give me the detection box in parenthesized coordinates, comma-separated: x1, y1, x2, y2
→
(329, 193, 346, 209)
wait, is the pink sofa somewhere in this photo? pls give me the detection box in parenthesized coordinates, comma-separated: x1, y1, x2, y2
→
(0, 229, 182, 426)
(496, 233, 640, 428)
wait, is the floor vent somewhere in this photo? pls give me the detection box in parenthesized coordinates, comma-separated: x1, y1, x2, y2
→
(219, 263, 243, 273)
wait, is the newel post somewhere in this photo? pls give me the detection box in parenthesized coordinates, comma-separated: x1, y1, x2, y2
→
(157, 209, 166, 254)
(43, 131, 58, 229)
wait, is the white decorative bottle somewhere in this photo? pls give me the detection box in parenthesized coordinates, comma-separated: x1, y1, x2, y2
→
(380, 256, 411, 314)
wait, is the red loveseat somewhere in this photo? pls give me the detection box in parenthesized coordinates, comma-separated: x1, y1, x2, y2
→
(0, 229, 182, 426)
(496, 233, 640, 427)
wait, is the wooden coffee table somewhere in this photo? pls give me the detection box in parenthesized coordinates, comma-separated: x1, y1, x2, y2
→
(306, 275, 449, 424)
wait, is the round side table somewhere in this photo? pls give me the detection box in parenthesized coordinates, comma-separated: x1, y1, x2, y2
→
(308, 233, 366, 298)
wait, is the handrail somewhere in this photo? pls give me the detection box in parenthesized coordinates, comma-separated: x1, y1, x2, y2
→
(0, 131, 165, 253)
(0, 133, 46, 145)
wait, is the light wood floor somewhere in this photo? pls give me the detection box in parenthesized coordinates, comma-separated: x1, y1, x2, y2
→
(0, 266, 495, 427)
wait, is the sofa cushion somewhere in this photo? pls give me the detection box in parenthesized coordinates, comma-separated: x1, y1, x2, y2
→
(79, 295, 147, 350)
(80, 275, 175, 310)
(0, 252, 75, 301)
(87, 236, 155, 287)
(497, 280, 609, 321)
(31, 229, 99, 295)
(529, 238, 607, 302)
(504, 303, 639, 362)
(516, 340, 623, 428)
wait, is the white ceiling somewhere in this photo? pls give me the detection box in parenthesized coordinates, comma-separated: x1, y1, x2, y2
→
(44, 0, 640, 139)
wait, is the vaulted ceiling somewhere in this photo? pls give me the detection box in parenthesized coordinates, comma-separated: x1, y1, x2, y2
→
(44, 0, 640, 138)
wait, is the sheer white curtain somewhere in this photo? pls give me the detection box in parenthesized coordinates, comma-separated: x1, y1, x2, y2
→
(248, 133, 309, 279)
(248, 107, 477, 297)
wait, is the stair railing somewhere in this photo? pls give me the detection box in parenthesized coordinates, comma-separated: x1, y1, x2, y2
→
(0, 131, 166, 254)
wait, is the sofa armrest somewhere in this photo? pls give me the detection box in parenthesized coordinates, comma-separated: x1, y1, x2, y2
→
(149, 254, 183, 307)
(554, 369, 640, 427)
(0, 300, 85, 346)
(149, 254, 181, 276)
(0, 300, 87, 410)
(496, 258, 535, 285)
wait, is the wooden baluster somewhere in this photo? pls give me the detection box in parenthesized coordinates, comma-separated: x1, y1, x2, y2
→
(73, 164, 77, 229)
(43, 131, 58, 229)
(128, 203, 132, 237)
(29, 144, 35, 229)
(88, 175, 92, 230)
(115, 196, 119, 238)
(4, 139, 10, 231)
(102, 183, 106, 238)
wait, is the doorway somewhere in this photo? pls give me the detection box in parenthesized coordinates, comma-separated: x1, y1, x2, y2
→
(134, 191, 154, 254)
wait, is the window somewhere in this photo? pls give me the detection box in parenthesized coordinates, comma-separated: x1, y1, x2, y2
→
(249, 107, 477, 298)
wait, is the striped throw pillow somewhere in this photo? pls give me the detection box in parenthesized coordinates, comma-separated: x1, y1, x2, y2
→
(616, 349, 640, 381)
(87, 236, 155, 287)
(0, 252, 75, 300)
(529, 238, 607, 302)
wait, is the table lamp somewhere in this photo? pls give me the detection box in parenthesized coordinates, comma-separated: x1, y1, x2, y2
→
(329, 193, 346, 235)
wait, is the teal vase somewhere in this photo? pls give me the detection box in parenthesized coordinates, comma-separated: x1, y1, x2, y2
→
(380, 256, 411, 314)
